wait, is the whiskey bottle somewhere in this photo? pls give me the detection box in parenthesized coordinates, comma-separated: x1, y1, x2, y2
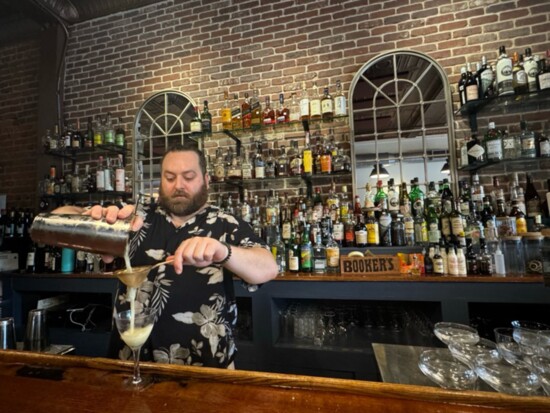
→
(254, 142, 265, 179)
(523, 48, 539, 93)
(302, 132, 313, 177)
(265, 148, 276, 178)
(496, 45, 514, 96)
(276, 93, 289, 123)
(288, 140, 302, 176)
(309, 82, 322, 121)
(84, 117, 94, 148)
(325, 234, 340, 273)
(289, 92, 300, 122)
(478, 56, 495, 98)
(334, 80, 347, 117)
(465, 63, 479, 102)
(355, 214, 368, 247)
(537, 58, 550, 91)
(201, 100, 212, 137)
(263, 96, 275, 125)
(231, 93, 242, 130)
(458, 66, 468, 106)
(72, 120, 82, 149)
(512, 52, 528, 95)
(275, 145, 289, 177)
(190, 106, 202, 138)
(299, 81, 310, 121)
(241, 92, 251, 129)
(250, 89, 262, 130)
(525, 173, 542, 219)
(221, 90, 232, 130)
(321, 87, 333, 122)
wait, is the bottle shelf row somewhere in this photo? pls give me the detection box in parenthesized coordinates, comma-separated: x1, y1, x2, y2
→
(210, 172, 352, 187)
(458, 156, 550, 173)
(43, 144, 127, 159)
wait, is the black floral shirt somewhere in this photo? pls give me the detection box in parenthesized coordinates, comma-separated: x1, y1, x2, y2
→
(113, 203, 267, 368)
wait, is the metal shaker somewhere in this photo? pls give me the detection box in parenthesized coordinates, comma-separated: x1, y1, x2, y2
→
(24, 309, 49, 352)
(0, 317, 16, 350)
(30, 213, 132, 257)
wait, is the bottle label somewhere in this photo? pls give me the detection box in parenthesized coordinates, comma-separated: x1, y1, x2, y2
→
(26, 252, 35, 267)
(289, 253, 299, 271)
(255, 166, 265, 179)
(326, 247, 340, 267)
(434, 258, 444, 274)
(222, 108, 232, 125)
(355, 229, 368, 245)
(310, 100, 321, 117)
(466, 85, 478, 101)
(333, 223, 344, 241)
(115, 169, 125, 192)
(467, 144, 485, 158)
(321, 99, 333, 114)
(502, 136, 516, 150)
(486, 140, 503, 159)
(300, 99, 310, 117)
(104, 130, 115, 144)
(540, 140, 550, 157)
(539, 73, 550, 90)
(334, 96, 347, 116)
(303, 150, 313, 174)
(522, 137, 535, 150)
(190, 121, 202, 133)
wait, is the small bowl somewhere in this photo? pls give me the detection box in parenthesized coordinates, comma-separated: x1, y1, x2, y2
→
(448, 338, 496, 368)
(418, 348, 478, 390)
(531, 355, 550, 396)
(433, 322, 480, 346)
(474, 350, 541, 396)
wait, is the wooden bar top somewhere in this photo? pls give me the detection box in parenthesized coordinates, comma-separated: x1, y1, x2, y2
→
(0, 350, 549, 412)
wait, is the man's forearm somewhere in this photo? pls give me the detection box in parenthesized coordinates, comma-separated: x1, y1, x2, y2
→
(224, 246, 278, 284)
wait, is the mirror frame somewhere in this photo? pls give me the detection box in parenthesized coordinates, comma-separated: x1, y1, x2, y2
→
(348, 50, 457, 199)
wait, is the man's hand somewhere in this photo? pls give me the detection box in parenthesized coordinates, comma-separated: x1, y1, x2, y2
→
(172, 237, 229, 274)
(85, 204, 142, 231)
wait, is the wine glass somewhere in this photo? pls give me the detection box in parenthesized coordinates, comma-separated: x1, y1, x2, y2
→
(114, 304, 157, 388)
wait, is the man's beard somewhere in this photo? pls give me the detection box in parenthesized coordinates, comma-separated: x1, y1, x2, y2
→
(159, 182, 209, 217)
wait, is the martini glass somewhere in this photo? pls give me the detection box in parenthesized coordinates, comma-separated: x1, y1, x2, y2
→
(114, 304, 157, 388)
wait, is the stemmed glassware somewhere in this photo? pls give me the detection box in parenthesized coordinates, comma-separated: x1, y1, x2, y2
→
(114, 302, 157, 388)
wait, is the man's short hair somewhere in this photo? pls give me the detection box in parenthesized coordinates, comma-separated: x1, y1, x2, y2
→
(161, 143, 207, 176)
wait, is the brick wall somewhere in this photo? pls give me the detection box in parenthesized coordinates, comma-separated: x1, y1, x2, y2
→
(1, 0, 550, 209)
(0, 39, 40, 210)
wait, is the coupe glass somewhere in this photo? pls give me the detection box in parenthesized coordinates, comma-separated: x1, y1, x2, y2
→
(448, 338, 496, 368)
(433, 322, 480, 346)
(418, 348, 478, 390)
(114, 305, 157, 388)
(494, 327, 528, 365)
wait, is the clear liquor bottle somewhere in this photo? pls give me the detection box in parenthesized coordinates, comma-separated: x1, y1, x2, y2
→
(523, 48, 539, 93)
(271, 228, 287, 276)
(502, 128, 521, 160)
(241, 151, 253, 180)
(299, 81, 310, 121)
(334, 80, 347, 117)
(325, 234, 340, 274)
(275, 145, 289, 177)
(264, 148, 276, 178)
(289, 92, 300, 122)
(520, 120, 536, 158)
(312, 231, 327, 274)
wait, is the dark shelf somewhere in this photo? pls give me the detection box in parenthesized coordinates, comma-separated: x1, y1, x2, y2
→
(210, 172, 352, 187)
(457, 89, 550, 118)
(41, 191, 132, 199)
(44, 144, 127, 159)
(458, 156, 550, 174)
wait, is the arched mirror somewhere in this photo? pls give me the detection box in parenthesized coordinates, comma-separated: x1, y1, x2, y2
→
(133, 91, 198, 199)
(349, 50, 456, 201)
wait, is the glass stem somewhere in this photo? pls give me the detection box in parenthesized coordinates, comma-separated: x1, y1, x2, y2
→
(132, 346, 142, 385)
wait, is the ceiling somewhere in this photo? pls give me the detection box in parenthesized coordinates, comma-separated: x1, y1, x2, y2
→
(0, 0, 166, 45)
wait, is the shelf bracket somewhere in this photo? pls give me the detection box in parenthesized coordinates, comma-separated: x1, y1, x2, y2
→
(223, 130, 242, 156)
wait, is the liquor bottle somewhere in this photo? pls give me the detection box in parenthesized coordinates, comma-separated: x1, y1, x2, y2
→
(334, 80, 347, 117)
(105, 158, 115, 191)
(115, 117, 126, 147)
(254, 142, 265, 179)
(299, 81, 310, 121)
(525, 173, 542, 219)
(72, 120, 82, 149)
(326, 183, 340, 223)
(240, 151, 252, 180)
(85, 164, 96, 193)
(387, 178, 399, 215)
(440, 178, 454, 213)
(326, 234, 340, 274)
(512, 52, 529, 95)
(538, 126, 550, 158)
(426, 181, 441, 215)
(25, 243, 37, 273)
(390, 214, 405, 246)
(523, 48, 539, 93)
(481, 196, 497, 242)
(339, 185, 351, 221)
(104, 112, 115, 144)
(502, 128, 520, 160)
(470, 173, 485, 211)
(241, 92, 251, 129)
(365, 210, 379, 246)
(484, 121, 503, 161)
(544, 179, 550, 218)
(456, 247, 467, 276)
(288, 140, 302, 176)
(332, 212, 344, 247)
(264, 148, 276, 178)
(355, 214, 368, 247)
(263, 96, 275, 125)
(510, 200, 527, 234)
(373, 180, 387, 213)
(424, 247, 434, 275)
(537, 58, 550, 91)
(378, 199, 392, 247)
(447, 246, 458, 276)
(213, 148, 226, 182)
(466, 131, 486, 165)
(426, 200, 441, 245)
(250, 89, 262, 130)
(115, 154, 125, 192)
(496, 45, 513, 96)
(510, 173, 526, 214)
(96, 156, 105, 192)
(465, 63, 479, 102)
(399, 182, 411, 216)
(520, 120, 536, 158)
(321, 87, 333, 122)
(465, 241, 479, 275)
(221, 90, 232, 130)
(288, 92, 300, 122)
(288, 230, 300, 273)
(309, 82, 321, 121)
(458, 66, 468, 106)
(84, 117, 94, 148)
(227, 153, 242, 180)
(228, 93, 240, 130)
(276, 93, 289, 123)
(364, 182, 376, 210)
(190, 106, 202, 137)
(275, 145, 289, 177)
(43, 128, 54, 152)
(300, 224, 312, 273)
(433, 245, 444, 276)
(410, 178, 425, 218)
(302, 132, 313, 177)
(477, 239, 494, 276)
(414, 210, 428, 246)
(312, 232, 327, 274)
(343, 214, 356, 247)
(201, 100, 212, 137)
(479, 56, 495, 98)
(93, 115, 104, 146)
(320, 141, 332, 174)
